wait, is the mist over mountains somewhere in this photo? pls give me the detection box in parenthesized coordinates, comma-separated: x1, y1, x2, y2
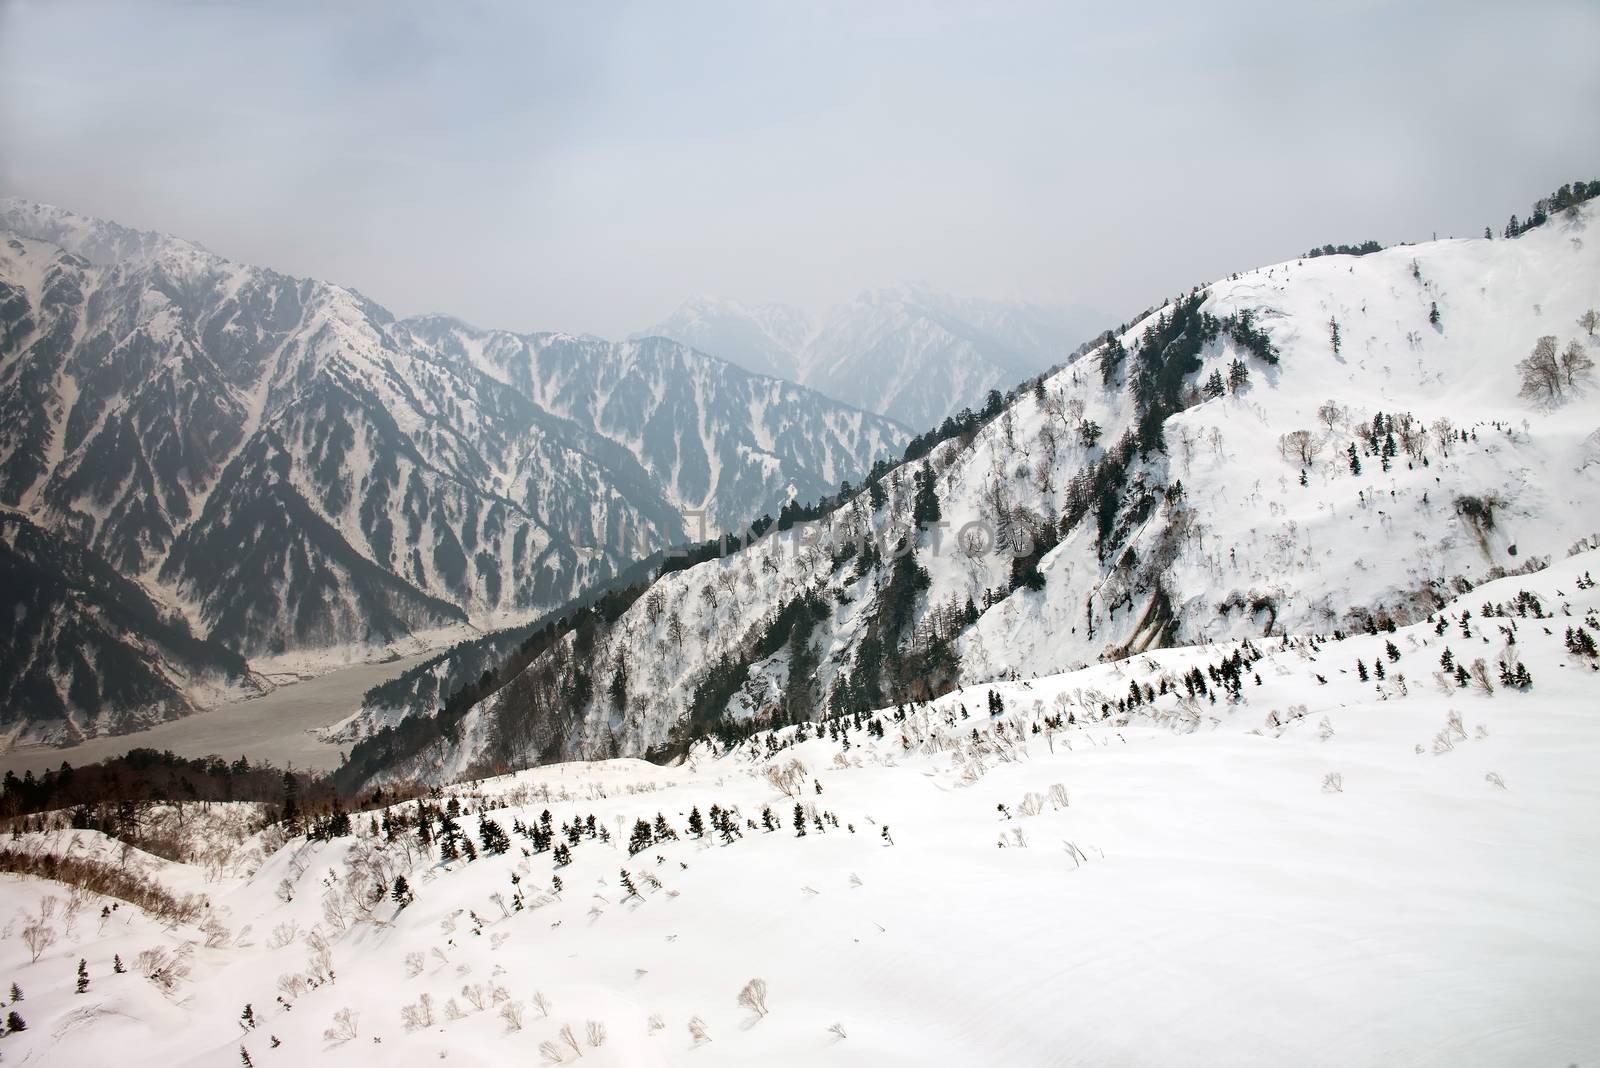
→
(638, 286, 1105, 428)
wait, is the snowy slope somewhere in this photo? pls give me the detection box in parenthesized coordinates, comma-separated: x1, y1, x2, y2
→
(3, 553, 1598, 1065)
(345, 201, 1600, 783)
(639, 285, 1103, 428)
(0, 200, 905, 743)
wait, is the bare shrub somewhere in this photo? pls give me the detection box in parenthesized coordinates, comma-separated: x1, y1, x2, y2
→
(1048, 783, 1070, 810)
(737, 977, 769, 1018)
(401, 992, 435, 1030)
(532, 990, 552, 1018)
(500, 999, 525, 1031)
(404, 950, 424, 978)
(1278, 429, 1323, 466)
(0, 848, 206, 923)
(21, 917, 56, 963)
(1321, 772, 1344, 794)
(137, 943, 194, 993)
(586, 1020, 607, 1047)
(764, 759, 809, 798)
(829, 1022, 848, 1040)
(304, 930, 334, 983)
(462, 983, 489, 1011)
(322, 1007, 358, 1044)
(647, 1013, 665, 1035)
(202, 918, 232, 949)
(537, 1039, 565, 1063)
(558, 1022, 583, 1056)
(688, 1015, 712, 1043)
(1486, 772, 1508, 789)
(1518, 335, 1564, 402)
(1468, 659, 1495, 694)
(267, 921, 300, 950)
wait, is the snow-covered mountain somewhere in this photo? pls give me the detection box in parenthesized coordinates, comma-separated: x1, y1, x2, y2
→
(341, 194, 1600, 788)
(0, 200, 906, 745)
(4, 551, 1598, 1065)
(638, 285, 1102, 428)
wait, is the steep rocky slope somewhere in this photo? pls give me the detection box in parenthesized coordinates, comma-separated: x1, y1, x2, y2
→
(0, 201, 905, 742)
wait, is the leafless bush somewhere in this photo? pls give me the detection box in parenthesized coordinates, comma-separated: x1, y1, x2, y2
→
(401, 992, 435, 1030)
(1317, 400, 1343, 432)
(1278, 429, 1323, 466)
(829, 1022, 848, 1040)
(444, 998, 465, 1021)
(136, 943, 194, 993)
(500, 999, 526, 1031)
(21, 899, 57, 962)
(0, 847, 206, 923)
(532, 990, 552, 1017)
(462, 983, 489, 1011)
(322, 1007, 358, 1044)
(586, 1020, 607, 1047)
(764, 759, 809, 798)
(404, 950, 424, 978)
(1486, 772, 1507, 789)
(202, 918, 232, 948)
(647, 1013, 665, 1035)
(738, 977, 769, 1018)
(277, 972, 308, 999)
(304, 930, 334, 984)
(537, 1039, 565, 1063)
(1017, 792, 1045, 817)
(1321, 772, 1344, 794)
(688, 1015, 712, 1043)
(267, 921, 300, 950)
(1048, 783, 1069, 810)
(1468, 659, 1494, 694)
(558, 1022, 584, 1056)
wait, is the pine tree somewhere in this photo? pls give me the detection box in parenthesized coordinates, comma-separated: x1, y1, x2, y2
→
(6, 1011, 24, 1033)
(1347, 442, 1361, 475)
(75, 959, 89, 994)
(794, 804, 807, 836)
(652, 813, 678, 841)
(1357, 659, 1368, 682)
(1204, 370, 1225, 399)
(391, 875, 413, 907)
(553, 843, 572, 867)
(113, 954, 125, 974)
(551, 874, 563, 896)
(687, 807, 705, 839)
(628, 819, 654, 856)
(241, 1003, 257, 1031)
(1428, 302, 1440, 326)
(281, 771, 299, 832)
(478, 816, 510, 855)
(1329, 317, 1341, 355)
(620, 870, 641, 900)
(9, 983, 20, 1002)
(460, 837, 477, 862)
(1385, 641, 1401, 662)
(1227, 357, 1249, 394)
(1440, 648, 1454, 671)
(241, 1045, 254, 1067)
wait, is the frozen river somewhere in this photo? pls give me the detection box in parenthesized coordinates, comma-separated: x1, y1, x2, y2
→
(0, 651, 436, 778)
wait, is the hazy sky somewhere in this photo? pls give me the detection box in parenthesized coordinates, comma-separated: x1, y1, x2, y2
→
(2, 0, 1596, 340)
